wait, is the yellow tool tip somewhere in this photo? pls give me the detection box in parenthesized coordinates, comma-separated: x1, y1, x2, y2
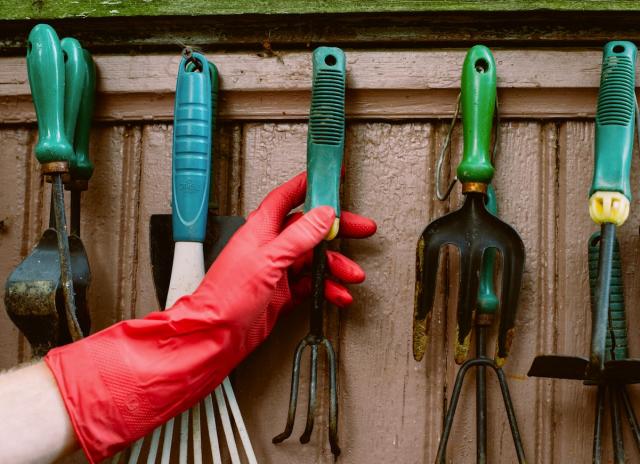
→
(589, 191, 629, 226)
(454, 328, 472, 365)
(326, 218, 340, 240)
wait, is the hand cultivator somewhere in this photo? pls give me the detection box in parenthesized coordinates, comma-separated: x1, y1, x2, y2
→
(272, 46, 346, 458)
(528, 41, 640, 464)
(413, 45, 526, 463)
(4, 25, 94, 355)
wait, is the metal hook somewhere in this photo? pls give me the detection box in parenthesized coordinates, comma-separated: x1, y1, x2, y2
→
(435, 94, 501, 202)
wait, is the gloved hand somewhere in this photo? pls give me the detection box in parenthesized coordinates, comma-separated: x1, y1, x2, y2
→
(45, 172, 376, 463)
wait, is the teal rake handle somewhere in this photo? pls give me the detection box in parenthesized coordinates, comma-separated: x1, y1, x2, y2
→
(72, 49, 96, 183)
(457, 45, 497, 185)
(27, 24, 74, 169)
(303, 47, 346, 239)
(589, 233, 628, 360)
(172, 52, 212, 242)
(207, 61, 220, 211)
(477, 186, 499, 315)
(590, 41, 637, 201)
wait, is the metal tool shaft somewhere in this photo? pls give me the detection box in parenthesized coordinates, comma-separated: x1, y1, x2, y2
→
(476, 326, 487, 463)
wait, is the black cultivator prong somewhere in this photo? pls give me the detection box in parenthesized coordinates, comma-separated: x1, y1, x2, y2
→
(323, 337, 341, 457)
(620, 387, 640, 453)
(610, 386, 625, 464)
(273, 338, 310, 444)
(300, 344, 319, 444)
(593, 386, 606, 464)
(495, 367, 526, 462)
(454, 245, 482, 364)
(495, 233, 525, 366)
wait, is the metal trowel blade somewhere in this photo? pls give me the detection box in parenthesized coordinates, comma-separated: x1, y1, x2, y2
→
(527, 355, 590, 380)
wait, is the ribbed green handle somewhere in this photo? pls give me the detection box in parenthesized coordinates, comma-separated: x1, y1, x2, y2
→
(27, 24, 73, 167)
(304, 46, 346, 229)
(477, 185, 499, 315)
(590, 41, 637, 199)
(72, 49, 96, 182)
(60, 38, 85, 150)
(588, 233, 627, 360)
(207, 60, 219, 210)
(457, 45, 496, 184)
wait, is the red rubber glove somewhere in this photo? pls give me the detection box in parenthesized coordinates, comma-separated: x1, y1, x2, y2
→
(44, 172, 376, 463)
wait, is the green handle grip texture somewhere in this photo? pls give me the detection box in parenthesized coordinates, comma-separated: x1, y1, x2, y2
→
(477, 185, 499, 315)
(588, 233, 628, 361)
(27, 24, 74, 167)
(457, 45, 497, 185)
(60, 38, 85, 149)
(303, 47, 346, 222)
(72, 49, 96, 182)
(590, 41, 637, 199)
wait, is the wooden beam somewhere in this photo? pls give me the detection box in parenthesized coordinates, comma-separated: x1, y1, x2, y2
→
(0, 50, 633, 123)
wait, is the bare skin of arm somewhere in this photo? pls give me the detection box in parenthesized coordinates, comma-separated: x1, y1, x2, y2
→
(0, 361, 78, 464)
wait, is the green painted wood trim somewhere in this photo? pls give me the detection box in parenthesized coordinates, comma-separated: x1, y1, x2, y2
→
(1, 0, 640, 21)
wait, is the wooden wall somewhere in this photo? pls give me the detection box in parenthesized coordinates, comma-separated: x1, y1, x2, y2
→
(1, 49, 640, 463)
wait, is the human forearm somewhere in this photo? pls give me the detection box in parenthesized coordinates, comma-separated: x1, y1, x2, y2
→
(0, 361, 78, 464)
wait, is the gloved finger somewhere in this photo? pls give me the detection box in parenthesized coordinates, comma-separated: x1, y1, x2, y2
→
(291, 276, 354, 307)
(338, 211, 377, 239)
(251, 172, 307, 223)
(291, 250, 365, 284)
(263, 205, 335, 268)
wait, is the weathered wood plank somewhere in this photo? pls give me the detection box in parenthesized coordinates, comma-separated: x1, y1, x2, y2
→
(0, 51, 636, 123)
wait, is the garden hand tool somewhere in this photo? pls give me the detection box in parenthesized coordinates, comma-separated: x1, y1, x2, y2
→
(413, 45, 525, 368)
(4, 25, 89, 356)
(435, 187, 525, 464)
(528, 41, 637, 385)
(272, 46, 346, 458)
(149, 57, 243, 308)
(126, 51, 256, 464)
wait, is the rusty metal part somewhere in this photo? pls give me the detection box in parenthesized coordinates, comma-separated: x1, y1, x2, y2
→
(461, 182, 488, 194)
(41, 161, 69, 175)
(273, 241, 340, 457)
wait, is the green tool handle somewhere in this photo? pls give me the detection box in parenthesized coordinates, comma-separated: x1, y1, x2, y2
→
(207, 60, 220, 210)
(590, 41, 637, 201)
(61, 38, 85, 151)
(27, 24, 73, 168)
(72, 49, 96, 183)
(457, 45, 496, 185)
(303, 47, 346, 240)
(588, 232, 627, 360)
(477, 186, 499, 315)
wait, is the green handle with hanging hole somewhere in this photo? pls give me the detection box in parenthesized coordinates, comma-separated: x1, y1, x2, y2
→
(61, 37, 85, 151)
(27, 24, 74, 167)
(72, 49, 96, 182)
(457, 45, 496, 185)
(304, 47, 346, 241)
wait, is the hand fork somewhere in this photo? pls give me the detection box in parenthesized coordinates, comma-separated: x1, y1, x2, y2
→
(272, 46, 346, 458)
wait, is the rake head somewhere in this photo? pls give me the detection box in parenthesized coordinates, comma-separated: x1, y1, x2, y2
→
(414, 192, 525, 366)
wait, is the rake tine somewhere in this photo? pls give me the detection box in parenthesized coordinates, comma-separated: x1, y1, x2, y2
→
(610, 386, 625, 463)
(222, 377, 258, 464)
(214, 383, 241, 464)
(273, 337, 310, 443)
(593, 386, 606, 464)
(112, 451, 123, 463)
(127, 437, 144, 464)
(323, 337, 341, 457)
(495, 366, 526, 462)
(300, 344, 319, 444)
(203, 394, 222, 464)
(179, 409, 189, 464)
(160, 417, 175, 464)
(454, 247, 481, 364)
(146, 426, 162, 463)
(192, 401, 202, 464)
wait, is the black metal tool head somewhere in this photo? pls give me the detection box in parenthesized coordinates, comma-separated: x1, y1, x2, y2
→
(414, 191, 525, 365)
(4, 228, 90, 356)
(149, 213, 245, 307)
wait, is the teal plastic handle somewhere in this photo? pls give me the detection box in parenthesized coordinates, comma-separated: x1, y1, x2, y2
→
(477, 185, 499, 315)
(590, 41, 637, 199)
(72, 49, 96, 182)
(172, 52, 212, 242)
(457, 45, 496, 185)
(27, 24, 74, 167)
(303, 47, 346, 221)
(61, 38, 85, 150)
